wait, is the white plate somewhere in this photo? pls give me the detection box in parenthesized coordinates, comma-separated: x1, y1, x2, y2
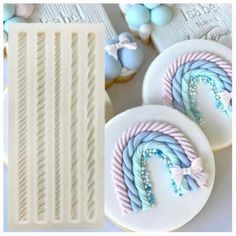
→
(142, 39, 232, 151)
(105, 105, 215, 232)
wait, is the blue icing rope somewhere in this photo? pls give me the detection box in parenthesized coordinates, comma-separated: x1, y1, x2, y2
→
(121, 131, 197, 212)
(171, 59, 232, 124)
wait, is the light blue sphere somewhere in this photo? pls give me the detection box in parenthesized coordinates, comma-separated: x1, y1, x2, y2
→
(151, 5, 172, 26)
(4, 4, 15, 21)
(118, 47, 143, 70)
(105, 54, 122, 80)
(4, 16, 27, 33)
(143, 4, 161, 10)
(118, 32, 135, 42)
(125, 5, 151, 27)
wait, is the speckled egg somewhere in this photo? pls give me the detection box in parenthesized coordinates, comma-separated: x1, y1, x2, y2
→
(105, 54, 122, 80)
(4, 16, 27, 33)
(15, 4, 35, 19)
(125, 5, 151, 27)
(143, 4, 161, 9)
(151, 5, 172, 26)
(4, 4, 15, 21)
(118, 47, 143, 70)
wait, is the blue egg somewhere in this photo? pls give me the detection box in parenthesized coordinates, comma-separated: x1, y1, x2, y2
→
(143, 4, 161, 9)
(125, 5, 151, 27)
(4, 4, 15, 21)
(118, 32, 135, 42)
(151, 5, 172, 26)
(105, 54, 122, 80)
(118, 47, 143, 70)
(4, 16, 27, 33)
(105, 38, 118, 46)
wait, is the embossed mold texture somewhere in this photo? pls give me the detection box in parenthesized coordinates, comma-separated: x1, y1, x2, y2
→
(8, 24, 104, 230)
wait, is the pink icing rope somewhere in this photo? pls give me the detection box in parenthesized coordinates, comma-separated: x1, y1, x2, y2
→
(112, 120, 198, 213)
(162, 51, 232, 106)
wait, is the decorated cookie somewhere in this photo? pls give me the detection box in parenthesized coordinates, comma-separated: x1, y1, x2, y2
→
(105, 32, 143, 88)
(120, 4, 173, 44)
(143, 40, 232, 150)
(105, 105, 214, 231)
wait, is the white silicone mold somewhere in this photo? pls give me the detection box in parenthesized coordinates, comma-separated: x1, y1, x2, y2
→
(8, 24, 104, 229)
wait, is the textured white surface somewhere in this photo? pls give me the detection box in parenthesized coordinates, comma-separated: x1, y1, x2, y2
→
(28, 4, 117, 40)
(8, 24, 104, 229)
(105, 105, 215, 232)
(103, 4, 231, 232)
(151, 4, 232, 52)
(142, 40, 232, 151)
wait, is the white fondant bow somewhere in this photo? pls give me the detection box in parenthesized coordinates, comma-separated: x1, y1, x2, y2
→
(170, 157, 208, 187)
(219, 90, 232, 108)
(105, 35, 137, 60)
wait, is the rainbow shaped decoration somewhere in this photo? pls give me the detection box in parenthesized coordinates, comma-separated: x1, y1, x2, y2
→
(112, 121, 208, 214)
(162, 52, 232, 124)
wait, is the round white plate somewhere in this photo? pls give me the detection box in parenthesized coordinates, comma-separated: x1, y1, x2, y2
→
(142, 39, 232, 151)
(105, 105, 215, 232)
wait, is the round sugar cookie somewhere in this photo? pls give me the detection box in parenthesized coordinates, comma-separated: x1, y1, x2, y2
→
(105, 105, 215, 232)
(142, 40, 232, 151)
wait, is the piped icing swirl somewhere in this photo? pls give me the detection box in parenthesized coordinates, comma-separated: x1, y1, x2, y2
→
(162, 52, 232, 124)
(112, 121, 208, 214)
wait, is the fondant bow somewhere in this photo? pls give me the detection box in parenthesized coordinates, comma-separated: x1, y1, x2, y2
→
(170, 157, 208, 187)
(105, 35, 137, 60)
(219, 90, 232, 108)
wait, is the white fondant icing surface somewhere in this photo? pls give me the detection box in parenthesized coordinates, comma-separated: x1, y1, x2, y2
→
(142, 39, 232, 151)
(105, 105, 215, 232)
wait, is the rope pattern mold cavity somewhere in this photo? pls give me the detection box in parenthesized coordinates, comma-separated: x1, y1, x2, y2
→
(17, 32, 28, 222)
(70, 33, 79, 221)
(54, 33, 61, 221)
(86, 33, 96, 220)
(36, 33, 46, 221)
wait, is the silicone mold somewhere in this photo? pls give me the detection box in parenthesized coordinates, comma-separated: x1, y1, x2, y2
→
(8, 24, 104, 229)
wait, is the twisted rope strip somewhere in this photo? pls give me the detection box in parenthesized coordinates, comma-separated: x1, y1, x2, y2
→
(181, 69, 231, 123)
(132, 141, 188, 211)
(17, 32, 28, 222)
(54, 33, 61, 221)
(112, 121, 198, 214)
(86, 33, 96, 220)
(70, 33, 79, 220)
(163, 51, 232, 109)
(122, 130, 197, 212)
(36, 33, 46, 221)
